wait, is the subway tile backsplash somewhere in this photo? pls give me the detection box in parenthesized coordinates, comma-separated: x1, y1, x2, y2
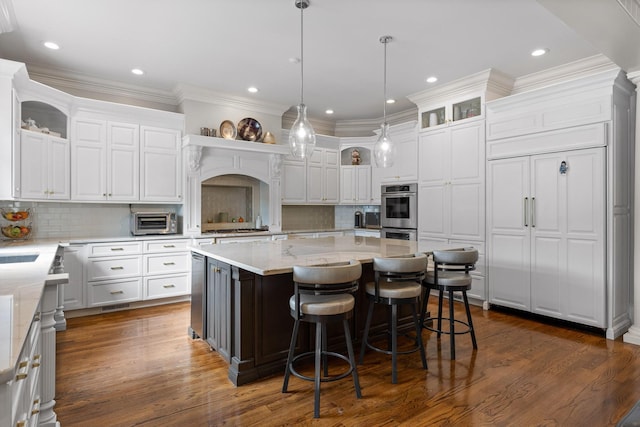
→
(0, 201, 180, 239)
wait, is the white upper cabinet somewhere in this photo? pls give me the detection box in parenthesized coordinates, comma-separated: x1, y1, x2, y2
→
(72, 119, 140, 201)
(375, 121, 419, 184)
(307, 147, 339, 204)
(282, 135, 340, 205)
(19, 130, 70, 200)
(282, 155, 306, 204)
(140, 125, 182, 202)
(418, 120, 485, 241)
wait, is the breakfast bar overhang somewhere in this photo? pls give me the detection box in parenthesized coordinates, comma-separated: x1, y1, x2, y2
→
(191, 236, 459, 386)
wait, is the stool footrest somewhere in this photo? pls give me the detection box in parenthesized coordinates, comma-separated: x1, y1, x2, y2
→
(289, 351, 355, 383)
(363, 339, 423, 357)
(422, 317, 473, 335)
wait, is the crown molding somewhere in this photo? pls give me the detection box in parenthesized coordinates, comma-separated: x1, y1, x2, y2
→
(617, 0, 640, 27)
(174, 83, 290, 117)
(26, 64, 179, 111)
(627, 69, 640, 85)
(510, 54, 619, 95)
(334, 108, 418, 137)
(407, 69, 514, 108)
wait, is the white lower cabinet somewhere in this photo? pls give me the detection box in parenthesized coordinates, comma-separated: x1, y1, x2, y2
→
(487, 148, 605, 326)
(63, 245, 86, 310)
(82, 239, 190, 308)
(142, 239, 191, 300)
(86, 241, 143, 307)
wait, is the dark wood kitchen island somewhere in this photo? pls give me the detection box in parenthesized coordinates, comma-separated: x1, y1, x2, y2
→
(191, 236, 455, 386)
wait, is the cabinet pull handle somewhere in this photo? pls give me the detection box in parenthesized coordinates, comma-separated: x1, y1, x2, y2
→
(163, 244, 176, 248)
(110, 266, 124, 270)
(110, 247, 124, 251)
(524, 197, 528, 227)
(32, 362, 40, 368)
(16, 372, 27, 381)
(163, 284, 176, 288)
(531, 197, 536, 228)
(110, 290, 124, 295)
(19, 360, 28, 369)
(17, 421, 26, 427)
(163, 262, 176, 266)
(33, 354, 41, 360)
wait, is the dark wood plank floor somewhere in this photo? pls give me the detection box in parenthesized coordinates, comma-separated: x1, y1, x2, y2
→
(55, 301, 640, 426)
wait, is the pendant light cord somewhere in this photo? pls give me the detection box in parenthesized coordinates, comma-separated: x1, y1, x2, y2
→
(300, 2, 304, 105)
(383, 38, 387, 123)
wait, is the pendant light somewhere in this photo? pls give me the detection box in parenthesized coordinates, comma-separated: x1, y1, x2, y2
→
(289, 0, 316, 159)
(373, 35, 396, 168)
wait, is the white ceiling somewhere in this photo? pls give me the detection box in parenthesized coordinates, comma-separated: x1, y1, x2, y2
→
(0, 0, 638, 123)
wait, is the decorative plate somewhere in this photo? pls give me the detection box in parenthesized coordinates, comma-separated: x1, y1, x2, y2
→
(219, 120, 237, 140)
(237, 117, 263, 142)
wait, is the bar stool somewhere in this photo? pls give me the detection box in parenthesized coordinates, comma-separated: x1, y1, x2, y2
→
(420, 248, 478, 360)
(282, 260, 362, 419)
(359, 253, 428, 384)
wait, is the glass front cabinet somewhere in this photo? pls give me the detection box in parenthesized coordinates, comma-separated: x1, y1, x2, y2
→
(420, 95, 482, 129)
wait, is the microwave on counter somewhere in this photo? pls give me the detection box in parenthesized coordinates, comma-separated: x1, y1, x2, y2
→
(131, 212, 177, 236)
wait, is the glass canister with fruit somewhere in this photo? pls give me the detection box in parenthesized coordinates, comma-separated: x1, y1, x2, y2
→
(1, 208, 33, 240)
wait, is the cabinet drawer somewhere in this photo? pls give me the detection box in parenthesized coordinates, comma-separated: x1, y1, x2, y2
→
(144, 239, 190, 253)
(89, 242, 142, 257)
(144, 253, 189, 275)
(88, 278, 142, 307)
(144, 273, 190, 300)
(87, 256, 141, 281)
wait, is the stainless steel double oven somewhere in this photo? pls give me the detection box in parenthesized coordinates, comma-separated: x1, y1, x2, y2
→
(380, 183, 417, 240)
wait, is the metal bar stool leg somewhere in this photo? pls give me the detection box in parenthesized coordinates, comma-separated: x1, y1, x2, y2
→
(359, 301, 374, 364)
(411, 303, 428, 369)
(420, 285, 431, 328)
(314, 321, 322, 418)
(391, 303, 398, 384)
(449, 289, 456, 360)
(282, 318, 300, 392)
(343, 319, 362, 398)
(437, 290, 444, 339)
(322, 323, 328, 377)
(463, 290, 478, 349)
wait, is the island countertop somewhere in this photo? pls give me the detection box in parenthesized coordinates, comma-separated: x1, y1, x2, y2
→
(191, 236, 459, 276)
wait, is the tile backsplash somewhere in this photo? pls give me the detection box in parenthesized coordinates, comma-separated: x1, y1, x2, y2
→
(0, 201, 181, 239)
(282, 204, 380, 230)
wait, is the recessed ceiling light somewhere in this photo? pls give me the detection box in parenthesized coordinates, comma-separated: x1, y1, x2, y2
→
(531, 48, 548, 57)
(325, 109, 334, 115)
(247, 87, 259, 93)
(43, 41, 59, 50)
(131, 68, 144, 75)
(426, 76, 438, 83)
(386, 99, 396, 104)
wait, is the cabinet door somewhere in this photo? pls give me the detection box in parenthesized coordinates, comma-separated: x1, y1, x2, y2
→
(108, 122, 139, 200)
(340, 166, 356, 203)
(530, 149, 605, 326)
(140, 126, 181, 202)
(487, 157, 531, 310)
(449, 121, 484, 240)
(20, 131, 49, 199)
(72, 118, 106, 200)
(48, 135, 70, 199)
(394, 132, 418, 182)
(206, 259, 231, 362)
(282, 158, 306, 203)
(418, 129, 448, 236)
(355, 165, 371, 203)
(63, 245, 85, 310)
(306, 149, 323, 203)
(324, 149, 340, 203)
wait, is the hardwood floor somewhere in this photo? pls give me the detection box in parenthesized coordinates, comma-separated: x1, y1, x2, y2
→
(55, 301, 640, 426)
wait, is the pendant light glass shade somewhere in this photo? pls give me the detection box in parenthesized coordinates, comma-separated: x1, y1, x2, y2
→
(289, 103, 316, 158)
(373, 35, 395, 168)
(373, 122, 396, 168)
(289, 0, 316, 159)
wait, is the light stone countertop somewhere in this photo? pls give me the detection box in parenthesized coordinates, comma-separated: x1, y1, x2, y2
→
(192, 235, 460, 276)
(0, 240, 60, 383)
